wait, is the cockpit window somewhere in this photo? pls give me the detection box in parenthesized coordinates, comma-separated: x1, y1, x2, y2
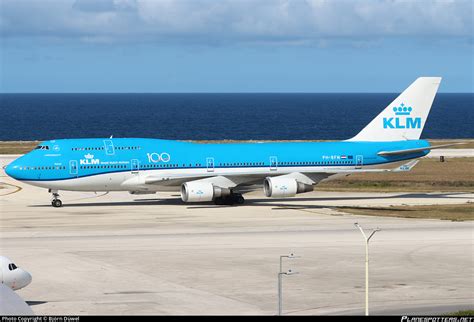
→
(8, 263, 18, 271)
(35, 145, 50, 150)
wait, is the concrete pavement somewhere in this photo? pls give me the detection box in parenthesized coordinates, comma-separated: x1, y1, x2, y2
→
(0, 156, 473, 315)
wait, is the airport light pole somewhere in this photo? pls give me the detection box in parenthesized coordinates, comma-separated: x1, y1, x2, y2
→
(278, 253, 300, 316)
(354, 223, 380, 316)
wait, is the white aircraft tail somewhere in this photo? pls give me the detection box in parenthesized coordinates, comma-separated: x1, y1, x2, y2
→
(348, 77, 442, 142)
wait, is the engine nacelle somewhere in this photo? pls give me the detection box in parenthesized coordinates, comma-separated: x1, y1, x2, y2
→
(263, 177, 313, 198)
(181, 182, 230, 202)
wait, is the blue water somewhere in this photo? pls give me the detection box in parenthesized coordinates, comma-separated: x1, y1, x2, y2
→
(0, 93, 472, 141)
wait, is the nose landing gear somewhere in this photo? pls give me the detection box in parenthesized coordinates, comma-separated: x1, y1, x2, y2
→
(52, 199, 62, 208)
(49, 190, 63, 208)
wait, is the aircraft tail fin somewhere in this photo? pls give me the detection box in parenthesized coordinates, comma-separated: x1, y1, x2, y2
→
(348, 77, 442, 142)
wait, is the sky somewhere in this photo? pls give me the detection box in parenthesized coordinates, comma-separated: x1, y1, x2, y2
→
(0, 0, 473, 93)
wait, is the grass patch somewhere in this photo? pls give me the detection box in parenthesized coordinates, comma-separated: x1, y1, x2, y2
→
(317, 157, 474, 192)
(428, 140, 474, 149)
(445, 310, 474, 316)
(335, 203, 474, 221)
(0, 141, 40, 154)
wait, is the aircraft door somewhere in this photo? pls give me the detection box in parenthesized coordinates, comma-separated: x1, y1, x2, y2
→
(356, 155, 363, 169)
(206, 157, 215, 172)
(270, 156, 278, 171)
(131, 159, 140, 174)
(69, 160, 78, 177)
(104, 140, 115, 155)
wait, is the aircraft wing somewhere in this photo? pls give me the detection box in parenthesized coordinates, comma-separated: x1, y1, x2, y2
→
(144, 174, 262, 188)
(308, 162, 419, 174)
(143, 159, 419, 186)
(143, 172, 331, 191)
(140, 158, 419, 193)
(122, 172, 266, 191)
(270, 172, 330, 185)
(377, 143, 462, 156)
(0, 284, 34, 315)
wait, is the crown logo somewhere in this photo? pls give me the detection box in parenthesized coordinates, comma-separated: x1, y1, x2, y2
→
(393, 103, 412, 115)
(84, 153, 94, 159)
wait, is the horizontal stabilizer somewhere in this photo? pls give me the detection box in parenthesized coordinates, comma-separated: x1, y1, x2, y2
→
(378, 143, 463, 156)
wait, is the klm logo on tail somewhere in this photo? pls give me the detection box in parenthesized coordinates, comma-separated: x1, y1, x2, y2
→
(383, 103, 421, 129)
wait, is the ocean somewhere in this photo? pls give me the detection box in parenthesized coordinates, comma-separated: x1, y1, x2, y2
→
(0, 93, 472, 141)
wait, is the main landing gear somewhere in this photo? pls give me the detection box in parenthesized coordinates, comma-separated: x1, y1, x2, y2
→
(214, 193, 245, 206)
(49, 189, 63, 208)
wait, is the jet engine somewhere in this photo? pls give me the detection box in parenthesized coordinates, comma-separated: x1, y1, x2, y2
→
(0, 256, 32, 291)
(181, 182, 231, 202)
(263, 177, 313, 198)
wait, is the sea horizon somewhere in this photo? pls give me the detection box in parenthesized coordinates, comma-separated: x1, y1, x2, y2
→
(1, 93, 472, 141)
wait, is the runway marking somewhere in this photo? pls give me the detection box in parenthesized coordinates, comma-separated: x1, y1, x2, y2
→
(0, 182, 22, 196)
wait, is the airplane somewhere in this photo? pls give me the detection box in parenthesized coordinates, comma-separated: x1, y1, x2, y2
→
(0, 256, 34, 315)
(0, 256, 32, 291)
(5, 77, 452, 207)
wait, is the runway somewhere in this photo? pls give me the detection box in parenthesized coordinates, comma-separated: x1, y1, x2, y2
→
(426, 149, 474, 158)
(0, 156, 473, 315)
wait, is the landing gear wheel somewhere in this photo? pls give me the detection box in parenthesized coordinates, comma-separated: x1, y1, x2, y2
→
(235, 195, 245, 204)
(52, 199, 62, 208)
(224, 197, 235, 206)
(214, 194, 244, 206)
(50, 190, 62, 207)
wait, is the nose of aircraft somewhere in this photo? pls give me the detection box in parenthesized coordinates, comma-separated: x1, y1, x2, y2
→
(5, 162, 14, 177)
(7, 268, 33, 291)
(5, 158, 21, 179)
(16, 269, 33, 290)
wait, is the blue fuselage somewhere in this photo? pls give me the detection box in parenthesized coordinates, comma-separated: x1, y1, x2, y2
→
(6, 138, 429, 189)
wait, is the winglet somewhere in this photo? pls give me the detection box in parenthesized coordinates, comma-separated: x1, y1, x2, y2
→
(393, 160, 419, 172)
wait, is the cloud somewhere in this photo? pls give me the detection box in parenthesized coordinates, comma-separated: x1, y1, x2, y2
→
(0, 0, 472, 44)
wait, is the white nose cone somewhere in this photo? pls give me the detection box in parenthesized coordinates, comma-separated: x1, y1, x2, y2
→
(0, 256, 32, 291)
(10, 269, 32, 291)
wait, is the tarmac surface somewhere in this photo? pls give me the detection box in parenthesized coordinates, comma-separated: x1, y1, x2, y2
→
(0, 155, 473, 315)
(426, 149, 474, 158)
